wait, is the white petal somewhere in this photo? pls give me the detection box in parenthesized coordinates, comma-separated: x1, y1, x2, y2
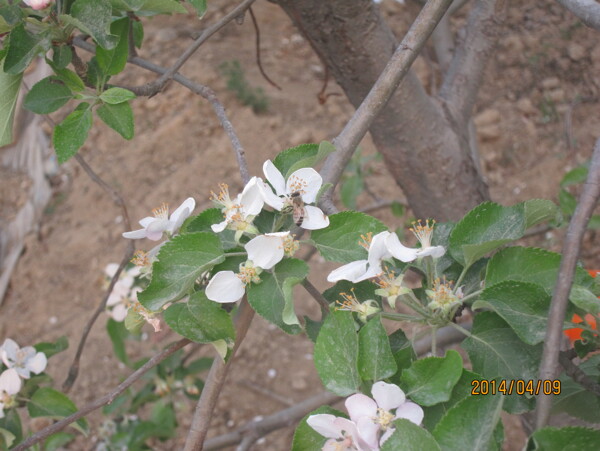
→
(345, 393, 377, 423)
(104, 263, 120, 278)
(263, 160, 287, 196)
(288, 167, 322, 203)
(245, 235, 285, 270)
(416, 245, 446, 259)
(354, 263, 384, 282)
(394, 401, 424, 426)
(0, 339, 18, 363)
(211, 220, 228, 233)
(122, 228, 149, 240)
(372, 381, 405, 411)
(356, 416, 380, 450)
(205, 271, 245, 303)
(385, 233, 419, 262)
(327, 260, 368, 283)
(258, 180, 285, 210)
(368, 231, 392, 264)
(301, 205, 330, 230)
(0, 369, 21, 395)
(306, 414, 341, 439)
(146, 218, 170, 240)
(139, 216, 155, 228)
(27, 352, 47, 375)
(111, 303, 129, 322)
(169, 197, 195, 224)
(240, 177, 265, 216)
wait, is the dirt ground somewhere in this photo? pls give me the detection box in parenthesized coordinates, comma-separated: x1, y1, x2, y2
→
(1, 0, 600, 449)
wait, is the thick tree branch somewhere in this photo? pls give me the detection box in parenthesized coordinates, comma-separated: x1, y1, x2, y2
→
(439, 0, 501, 130)
(12, 339, 191, 451)
(555, 0, 600, 30)
(319, 0, 454, 212)
(559, 350, 600, 397)
(536, 137, 600, 429)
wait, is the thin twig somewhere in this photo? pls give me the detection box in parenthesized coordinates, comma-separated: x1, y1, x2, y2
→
(559, 350, 600, 397)
(318, 0, 454, 214)
(131, 0, 257, 97)
(302, 279, 330, 315)
(535, 137, 600, 429)
(73, 38, 250, 184)
(248, 7, 281, 90)
(13, 339, 191, 451)
(237, 380, 294, 406)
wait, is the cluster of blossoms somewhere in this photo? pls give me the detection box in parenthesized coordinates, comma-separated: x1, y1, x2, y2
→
(0, 339, 47, 418)
(23, 0, 54, 10)
(307, 382, 423, 450)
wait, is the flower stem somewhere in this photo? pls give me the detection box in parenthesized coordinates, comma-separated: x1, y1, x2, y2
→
(380, 312, 423, 322)
(453, 265, 471, 293)
(460, 289, 483, 303)
(448, 321, 472, 338)
(431, 327, 438, 356)
(224, 251, 247, 257)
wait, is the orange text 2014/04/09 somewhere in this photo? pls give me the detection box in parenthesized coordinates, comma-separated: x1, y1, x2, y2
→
(471, 379, 561, 396)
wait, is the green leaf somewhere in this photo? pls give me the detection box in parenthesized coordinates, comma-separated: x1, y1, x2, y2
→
(4, 24, 51, 74)
(246, 258, 307, 334)
(0, 55, 22, 146)
(109, 0, 145, 11)
(391, 201, 405, 217)
(552, 354, 600, 423)
(285, 140, 336, 179)
(188, 0, 207, 17)
(559, 188, 577, 216)
(52, 45, 72, 69)
(0, 409, 22, 447)
(462, 312, 542, 413)
(34, 336, 68, 358)
(28, 388, 88, 434)
(560, 164, 589, 187)
(97, 101, 134, 139)
(24, 76, 72, 114)
(388, 328, 415, 384)
(311, 211, 387, 263)
(62, 0, 117, 50)
(132, 19, 144, 48)
(164, 291, 235, 344)
(358, 317, 397, 381)
(528, 427, 600, 450)
(107, 318, 130, 366)
(45, 432, 75, 451)
(0, 427, 15, 449)
(0, 5, 22, 27)
(138, 232, 225, 311)
(340, 174, 363, 210)
(381, 419, 441, 451)
(48, 65, 85, 92)
(323, 279, 379, 306)
(96, 17, 129, 75)
(313, 310, 360, 396)
(100, 87, 136, 104)
(399, 350, 463, 406)
(569, 285, 600, 314)
(292, 406, 346, 451)
(477, 281, 550, 345)
(184, 209, 237, 250)
(150, 400, 177, 438)
(53, 103, 93, 164)
(139, 0, 188, 14)
(272, 143, 320, 178)
(523, 199, 560, 228)
(432, 392, 503, 451)
(449, 202, 526, 267)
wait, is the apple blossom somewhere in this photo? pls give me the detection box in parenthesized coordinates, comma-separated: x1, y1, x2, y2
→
(374, 269, 411, 309)
(0, 369, 22, 419)
(345, 381, 424, 449)
(23, 0, 54, 10)
(261, 160, 329, 230)
(206, 261, 262, 303)
(245, 231, 299, 270)
(386, 219, 445, 261)
(123, 197, 195, 241)
(307, 414, 372, 451)
(426, 277, 463, 314)
(104, 264, 142, 322)
(335, 289, 380, 323)
(0, 338, 47, 379)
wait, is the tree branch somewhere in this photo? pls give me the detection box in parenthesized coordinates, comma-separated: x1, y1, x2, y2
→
(536, 137, 600, 429)
(302, 278, 330, 316)
(439, 0, 501, 130)
(555, 0, 600, 30)
(559, 350, 600, 397)
(12, 339, 191, 451)
(318, 0, 454, 214)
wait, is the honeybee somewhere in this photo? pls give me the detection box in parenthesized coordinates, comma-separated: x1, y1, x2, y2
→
(290, 191, 306, 227)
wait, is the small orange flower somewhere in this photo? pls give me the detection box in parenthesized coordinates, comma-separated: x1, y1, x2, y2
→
(563, 270, 599, 345)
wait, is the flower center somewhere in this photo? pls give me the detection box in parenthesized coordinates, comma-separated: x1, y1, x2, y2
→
(410, 219, 435, 248)
(237, 262, 261, 285)
(358, 232, 373, 250)
(287, 175, 308, 195)
(131, 250, 150, 267)
(282, 234, 299, 257)
(428, 277, 460, 308)
(152, 203, 169, 220)
(335, 289, 362, 313)
(375, 407, 395, 430)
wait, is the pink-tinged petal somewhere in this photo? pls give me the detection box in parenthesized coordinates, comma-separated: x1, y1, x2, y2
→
(306, 414, 341, 439)
(372, 381, 405, 411)
(288, 167, 322, 203)
(327, 260, 368, 283)
(122, 228, 149, 240)
(368, 231, 392, 264)
(380, 428, 395, 447)
(356, 416, 380, 450)
(27, 352, 48, 375)
(139, 216, 155, 228)
(206, 271, 245, 303)
(0, 369, 21, 395)
(245, 234, 285, 270)
(301, 205, 329, 230)
(394, 401, 424, 425)
(111, 303, 129, 322)
(263, 160, 287, 196)
(416, 245, 446, 259)
(170, 197, 195, 224)
(346, 393, 377, 422)
(240, 177, 265, 216)
(322, 439, 342, 451)
(385, 233, 419, 262)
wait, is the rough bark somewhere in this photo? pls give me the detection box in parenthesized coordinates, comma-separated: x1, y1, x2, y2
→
(274, 0, 490, 220)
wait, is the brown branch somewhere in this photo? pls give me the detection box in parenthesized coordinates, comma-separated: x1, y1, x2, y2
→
(183, 298, 255, 450)
(12, 339, 191, 451)
(248, 7, 281, 90)
(302, 278, 330, 316)
(439, 0, 501, 130)
(72, 38, 250, 184)
(536, 137, 600, 429)
(318, 0, 454, 214)
(559, 350, 600, 397)
(555, 0, 600, 30)
(131, 0, 257, 97)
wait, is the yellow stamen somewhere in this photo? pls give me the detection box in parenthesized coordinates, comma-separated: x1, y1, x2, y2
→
(152, 202, 169, 220)
(282, 234, 299, 257)
(131, 250, 150, 267)
(375, 407, 395, 430)
(238, 262, 261, 284)
(359, 232, 373, 250)
(287, 175, 308, 195)
(409, 219, 435, 248)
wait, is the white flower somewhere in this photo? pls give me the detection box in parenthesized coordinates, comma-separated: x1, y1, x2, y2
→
(245, 231, 298, 270)
(104, 264, 142, 322)
(0, 369, 22, 419)
(211, 177, 264, 239)
(205, 262, 261, 303)
(426, 277, 463, 314)
(386, 220, 445, 261)
(307, 414, 371, 451)
(346, 381, 424, 449)
(335, 290, 380, 323)
(0, 339, 47, 379)
(23, 0, 54, 10)
(261, 160, 329, 230)
(327, 231, 392, 283)
(123, 197, 195, 241)
(374, 270, 411, 309)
